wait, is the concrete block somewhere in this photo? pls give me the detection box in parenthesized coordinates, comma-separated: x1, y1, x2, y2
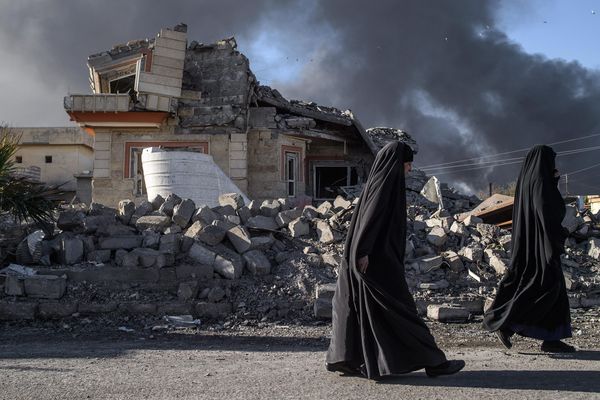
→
(177, 281, 200, 301)
(427, 304, 470, 322)
(5, 275, 25, 296)
(0, 302, 37, 320)
(249, 236, 275, 251)
(135, 215, 171, 232)
(159, 233, 181, 254)
(218, 193, 245, 210)
(427, 227, 448, 247)
(316, 220, 335, 244)
(214, 254, 244, 280)
(23, 275, 67, 299)
(188, 243, 216, 266)
(260, 200, 281, 217)
(59, 238, 84, 265)
(313, 298, 332, 319)
(275, 208, 303, 228)
(226, 226, 252, 253)
(99, 235, 142, 250)
(172, 199, 196, 227)
(246, 215, 278, 231)
(463, 215, 483, 227)
(197, 225, 227, 246)
(243, 250, 271, 275)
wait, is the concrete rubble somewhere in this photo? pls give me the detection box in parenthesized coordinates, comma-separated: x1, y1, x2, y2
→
(1, 176, 600, 326)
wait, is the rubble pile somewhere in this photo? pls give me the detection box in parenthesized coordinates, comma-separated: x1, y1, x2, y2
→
(1, 174, 600, 325)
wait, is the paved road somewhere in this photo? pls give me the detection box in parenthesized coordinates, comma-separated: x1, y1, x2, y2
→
(1, 333, 599, 400)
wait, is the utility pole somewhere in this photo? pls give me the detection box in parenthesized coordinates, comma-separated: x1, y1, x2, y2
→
(565, 174, 568, 195)
(489, 182, 493, 197)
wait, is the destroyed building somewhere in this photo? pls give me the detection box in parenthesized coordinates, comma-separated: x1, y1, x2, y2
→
(64, 24, 377, 206)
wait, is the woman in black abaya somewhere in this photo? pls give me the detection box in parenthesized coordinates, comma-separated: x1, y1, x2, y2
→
(483, 145, 575, 353)
(325, 141, 465, 380)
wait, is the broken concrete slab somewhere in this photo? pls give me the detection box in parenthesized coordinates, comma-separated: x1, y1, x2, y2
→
(463, 215, 483, 227)
(118, 200, 136, 224)
(333, 196, 352, 211)
(427, 227, 447, 247)
(196, 224, 227, 246)
(188, 243, 216, 266)
(214, 254, 243, 279)
(259, 200, 281, 217)
(219, 193, 245, 210)
(193, 205, 220, 225)
(159, 233, 181, 254)
(249, 236, 275, 251)
(172, 198, 196, 227)
(60, 237, 84, 265)
(226, 225, 252, 253)
(246, 215, 278, 231)
(275, 208, 303, 228)
(418, 255, 444, 273)
(243, 250, 271, 275)
(135, 215, 171, 232)
(427, 304, 470, 322)
(289, 218, 310, 238)
(159, 193, 182, 217)
(316, 220, 335, 244)
(442, 251, 464, 272)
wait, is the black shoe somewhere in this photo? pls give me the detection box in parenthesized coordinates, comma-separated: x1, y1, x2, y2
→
(425, 360, 465, 378)
(326, 362, 362, 375)
(541, 340, 576, 353)
(496, 330, 513, 349)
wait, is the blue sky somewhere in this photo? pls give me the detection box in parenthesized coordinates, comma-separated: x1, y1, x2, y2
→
(496, 0, 600, 70)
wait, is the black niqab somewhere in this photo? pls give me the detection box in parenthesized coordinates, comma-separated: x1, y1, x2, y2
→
(483, 145, 571, 340)
(326, 141, 446, 379)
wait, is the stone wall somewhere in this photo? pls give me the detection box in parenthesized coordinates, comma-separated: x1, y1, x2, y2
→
(246, 129, 307, 201)
(178, 38, 255, 130)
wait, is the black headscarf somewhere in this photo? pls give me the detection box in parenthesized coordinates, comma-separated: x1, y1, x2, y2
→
(483, 145, 571, 337)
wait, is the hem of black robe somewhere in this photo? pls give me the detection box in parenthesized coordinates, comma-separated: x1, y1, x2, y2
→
(507, 322, 572, 341)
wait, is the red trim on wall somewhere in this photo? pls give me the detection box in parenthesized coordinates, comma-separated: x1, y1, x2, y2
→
(68, 111, 169, 125)
(281, 145, 304, 182)
(124, 141, 209, 178)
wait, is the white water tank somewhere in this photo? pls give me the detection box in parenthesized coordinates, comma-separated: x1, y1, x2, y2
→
(141, 147, 249, 207)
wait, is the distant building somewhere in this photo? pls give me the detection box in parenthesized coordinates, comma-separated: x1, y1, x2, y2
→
(11, 127, 94, 201)
(63, 24, 380, 207)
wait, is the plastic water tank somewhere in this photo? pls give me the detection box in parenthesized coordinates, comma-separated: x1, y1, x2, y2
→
(141, 147, 249, 207)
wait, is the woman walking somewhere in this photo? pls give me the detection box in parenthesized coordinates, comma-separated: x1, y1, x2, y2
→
(483, 145, 575, 352)
(325, 141, 465, 380)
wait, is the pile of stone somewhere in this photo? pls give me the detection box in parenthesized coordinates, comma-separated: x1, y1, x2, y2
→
(2, 174, 599, 325)
(315, 179, 600, 323)
(0, 192, 351, 323)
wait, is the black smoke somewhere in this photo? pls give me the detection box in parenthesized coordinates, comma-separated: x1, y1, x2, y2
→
(1, 0, 599, 194)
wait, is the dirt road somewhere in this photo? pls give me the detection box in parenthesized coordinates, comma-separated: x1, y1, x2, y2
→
(1, 322, 599, 400)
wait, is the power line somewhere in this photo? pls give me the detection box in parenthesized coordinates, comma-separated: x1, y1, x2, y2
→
(563, 161, 600, 176)
(417, 132, 600, 169)
(421, 144, 600, 173)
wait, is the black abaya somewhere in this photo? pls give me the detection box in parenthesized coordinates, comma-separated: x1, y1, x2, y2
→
(326, 141, 447, 380)
(483, 145, 572, 340)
